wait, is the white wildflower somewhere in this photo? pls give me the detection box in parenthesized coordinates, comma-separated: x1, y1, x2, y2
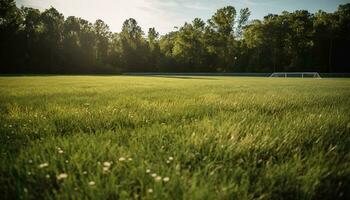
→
(119, 157, 125, 161)
(155, 176, 162, 182)
(163, 177, 170, 182)
(147, 188, 153, 193)
(57, 173, 68, 180)
(151, 173, 157, 177)
(103, 167, 110, 172)
(146, 169, 151, 173)
(38, 163, 49, 168)
(103, 161, 111, 167)
(88, 181, 95, 186)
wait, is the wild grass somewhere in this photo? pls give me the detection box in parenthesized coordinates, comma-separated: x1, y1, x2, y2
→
(0, 76, 349, 199)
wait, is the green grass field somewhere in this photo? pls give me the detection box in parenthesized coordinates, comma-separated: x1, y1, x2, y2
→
(1, 76, 349, 199)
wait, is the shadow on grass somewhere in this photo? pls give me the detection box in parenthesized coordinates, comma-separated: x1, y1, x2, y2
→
(0, 74, 219, 80)
(148, 75, 218, 80)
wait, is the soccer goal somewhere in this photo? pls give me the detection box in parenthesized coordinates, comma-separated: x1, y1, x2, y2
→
(269, 72, 321, 78)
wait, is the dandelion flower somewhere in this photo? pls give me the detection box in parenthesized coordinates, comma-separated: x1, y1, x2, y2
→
(57, 173, 68, 180)
(147, 188, 153, 193)
(168, 157, 174, 161)
(151, 173, 157, 177)
(128, 158, 133, 161)
(88, 181, 95, 186)
(119, 157, 125, 161)
(163, 177, 170, 182)
(58, 150, 64, 154)
(155, 176, 162, 182)
(146, 169, 151, 173)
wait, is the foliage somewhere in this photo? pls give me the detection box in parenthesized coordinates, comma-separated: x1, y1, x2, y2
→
(0, 0, 350, 73)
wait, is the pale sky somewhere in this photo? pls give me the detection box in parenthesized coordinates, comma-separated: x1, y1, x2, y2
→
(16, 0, 349, 35)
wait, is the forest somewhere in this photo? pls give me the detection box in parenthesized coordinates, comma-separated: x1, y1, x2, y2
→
(1, 0, 349, 74)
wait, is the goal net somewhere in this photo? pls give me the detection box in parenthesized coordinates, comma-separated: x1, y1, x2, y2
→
(269, 72, 321, 78)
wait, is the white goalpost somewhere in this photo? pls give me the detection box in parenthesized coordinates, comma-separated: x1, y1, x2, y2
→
(269, 72, 322, 78)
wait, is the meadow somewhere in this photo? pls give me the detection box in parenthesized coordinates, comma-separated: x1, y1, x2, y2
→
(0, 76, 349, 199)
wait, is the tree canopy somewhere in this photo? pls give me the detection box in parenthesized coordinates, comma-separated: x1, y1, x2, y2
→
(0, 0, 349, 73)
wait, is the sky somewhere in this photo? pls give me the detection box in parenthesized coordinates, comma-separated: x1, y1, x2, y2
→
(16, 0, 349, 35)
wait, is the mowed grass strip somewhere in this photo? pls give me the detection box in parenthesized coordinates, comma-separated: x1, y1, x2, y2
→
(0, 76, 349, 199)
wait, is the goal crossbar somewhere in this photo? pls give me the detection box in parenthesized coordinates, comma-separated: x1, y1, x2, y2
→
(269, 72, 321, 78)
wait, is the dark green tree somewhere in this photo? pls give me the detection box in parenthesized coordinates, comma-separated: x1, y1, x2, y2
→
(147, 27, 160, 70)
(94, 19, 111, 66)
(207, 6, 245, 71)
(40, 7, 64, 72)
(0, 0, 23, 72)
(120, 18, 148, 71)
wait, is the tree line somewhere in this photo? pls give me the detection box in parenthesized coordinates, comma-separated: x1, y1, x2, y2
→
(1, 0, 349, 74)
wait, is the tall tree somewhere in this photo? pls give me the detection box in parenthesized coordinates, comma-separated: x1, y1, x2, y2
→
(0, 0, 23, 72)
(78, 19, 97, 70)
(120, 18, 148, 71)
(334, 4, 350, 72)
(284, 10, 314, 70)
(62, 16, 81, 70)
(173, 18, 207, 71)
(236, 8, 251, 38)
(40, 7, 64, 72)
(208, 6, 237, 71)
(21, 7, 42, 71)
(147, 27, 160, 70)
(94, 19, 111, 66)
(159, 31, 178, 71)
